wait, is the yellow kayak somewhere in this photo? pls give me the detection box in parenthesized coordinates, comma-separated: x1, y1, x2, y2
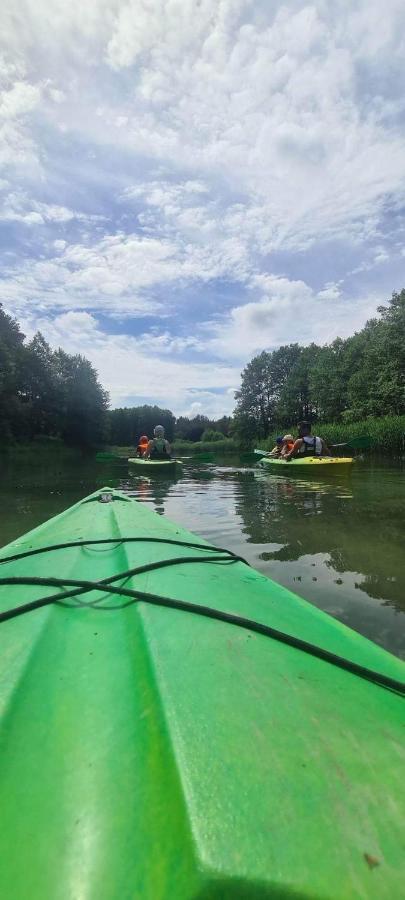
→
(258, 455, 354, 472)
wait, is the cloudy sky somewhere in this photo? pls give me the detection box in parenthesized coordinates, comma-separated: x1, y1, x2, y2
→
(1, 0, 405, 417)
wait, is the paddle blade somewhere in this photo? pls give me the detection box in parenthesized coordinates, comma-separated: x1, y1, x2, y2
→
(347, 435, 374, 450)
(96, 452, 128, 462)
(332, 435, 374, 451)
(178, 453, 215, 463)
(239, 452, 258, 463)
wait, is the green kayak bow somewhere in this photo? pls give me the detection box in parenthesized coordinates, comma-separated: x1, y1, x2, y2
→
(0, 488, 404, 899)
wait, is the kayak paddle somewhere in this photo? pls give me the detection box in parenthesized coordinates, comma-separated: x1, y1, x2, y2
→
(96, 452, 129, 462)
(331, 436, 374, 451)
(239, 450, 268, 463)
(176, 453, 215, 463)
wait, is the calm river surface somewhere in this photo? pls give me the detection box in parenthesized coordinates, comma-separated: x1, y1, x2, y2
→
(1, 453, 404, 658)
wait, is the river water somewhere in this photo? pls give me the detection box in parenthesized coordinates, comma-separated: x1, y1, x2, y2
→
(1, 453, 404, 658)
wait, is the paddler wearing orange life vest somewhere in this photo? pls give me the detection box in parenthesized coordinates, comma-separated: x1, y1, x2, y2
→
(136, 435, 149, 457)
(283, 421, 331, 461)
(280, 434, 295, 457)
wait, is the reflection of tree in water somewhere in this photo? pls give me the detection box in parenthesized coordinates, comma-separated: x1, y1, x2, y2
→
(236, 473, 342, 553)
(234, 471, 405, 615)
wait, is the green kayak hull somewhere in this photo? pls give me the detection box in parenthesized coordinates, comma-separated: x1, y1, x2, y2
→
(0, 487, 404, 899)
(259, 455, 354, 472)
(128, 457, 182, 473)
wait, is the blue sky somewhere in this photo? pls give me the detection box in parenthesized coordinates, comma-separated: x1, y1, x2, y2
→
(1, 0, 405, 417)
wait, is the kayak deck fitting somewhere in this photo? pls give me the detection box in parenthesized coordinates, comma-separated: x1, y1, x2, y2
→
(0, 487, 404, 899)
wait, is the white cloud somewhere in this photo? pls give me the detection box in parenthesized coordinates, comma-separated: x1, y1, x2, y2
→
(317, 285, 341, 302)
(98, 1, 405, 250)
(0, 222, 252, 316)
(0, 58, 42, 174)
(48, 87, 65, 104)
(0, 192, 105, 227)
(20, 310, 239, 416)
(204, 275, 380, 360)
(1, 1, 405, 412)
(49, 310, 98, 334)
(3, 2, 405, 254)
(0, 81, 40, 119)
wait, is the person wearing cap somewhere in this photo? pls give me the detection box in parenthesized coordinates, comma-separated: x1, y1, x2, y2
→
(280, 434, 295, 457)
(145, 425, 172, 460)
(283, 421, 330, 460)
(136, 434, 149, 457)
(268, 436, 284, 458)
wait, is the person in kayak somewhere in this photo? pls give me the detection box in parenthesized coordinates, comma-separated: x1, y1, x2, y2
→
(145, 425, 172, 459)
(283, 422, 330, 460)
(280, 434, 295, 457)
(268, 436, 284, 457)
(136, 435, 149, 457)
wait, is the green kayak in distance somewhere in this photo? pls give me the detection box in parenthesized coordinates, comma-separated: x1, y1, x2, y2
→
(128, 456, 182, 473)
(0, 487, 404, 899)
(258, 453, 354, 472)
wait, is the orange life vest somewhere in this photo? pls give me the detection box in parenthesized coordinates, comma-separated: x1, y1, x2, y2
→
(137, 438, 149, 456)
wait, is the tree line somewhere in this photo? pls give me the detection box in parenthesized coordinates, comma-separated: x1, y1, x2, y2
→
(108, 410, 232, 445)
(0, 303, 233, 448)
(3, 288, 403, 449)
(0, 304, 108, 446)
(233, 290, 405, 439)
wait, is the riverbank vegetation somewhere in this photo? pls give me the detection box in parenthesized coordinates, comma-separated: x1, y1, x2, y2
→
(256, 416, 405, 455)
(234, 290, 405, 451)
(0, 304, 108, 447)
(108, 406, 176, 443)
(2, 289, 404, 454)
(108, 409, 233, 447)
(173, 437, 237, 453)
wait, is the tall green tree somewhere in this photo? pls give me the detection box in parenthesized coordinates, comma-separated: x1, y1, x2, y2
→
(0, 304, 109, 446)
(234, 345, 306, 437)
(109, 405, 175, 445)
(309, 338, 352, 421)
(0, 304, 27, 440)
(174, 415, 210, 442)
(234, 352, 277, 439)
(233, 288, 405, 440)
(278, 344, 319, 423)
(54, 350, 109, 446)
(19, 333, 59, 437)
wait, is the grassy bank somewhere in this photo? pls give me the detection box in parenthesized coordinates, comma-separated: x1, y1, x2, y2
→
(107, 440, 238, 455)
(172, 438, 237, 453)
(256, 416, 405, 455)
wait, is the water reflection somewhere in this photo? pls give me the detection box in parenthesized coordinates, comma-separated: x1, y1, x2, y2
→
(121, 471, 182, 516)
(1, 453, 404, 658)
(232, 465, 405, 657)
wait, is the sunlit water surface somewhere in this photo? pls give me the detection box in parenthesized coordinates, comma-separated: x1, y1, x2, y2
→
(1, 453, 404, 658)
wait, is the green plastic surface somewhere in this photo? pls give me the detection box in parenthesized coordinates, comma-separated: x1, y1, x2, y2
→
(0, 487, 404, 899)
(128, 457, 182, 473)
(259, 455, 354, 471)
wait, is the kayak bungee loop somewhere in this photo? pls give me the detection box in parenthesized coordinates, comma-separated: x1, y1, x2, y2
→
(0, 551, 241, 621)
(0, 571, 404, 696)
(0, 537, 247, 567)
